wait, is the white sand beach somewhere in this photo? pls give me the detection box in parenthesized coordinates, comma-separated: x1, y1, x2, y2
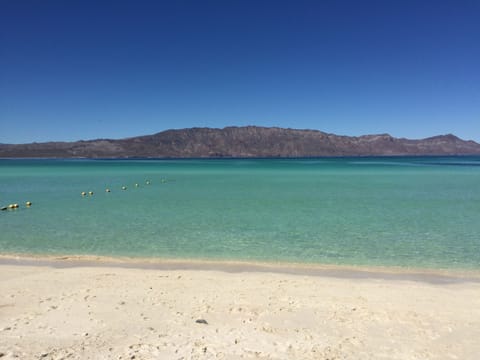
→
(1, 257, 479, 359)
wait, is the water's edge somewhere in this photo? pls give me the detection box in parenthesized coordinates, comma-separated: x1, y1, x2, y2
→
(1, 253, 479, 284)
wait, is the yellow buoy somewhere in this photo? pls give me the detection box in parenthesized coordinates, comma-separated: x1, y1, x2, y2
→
(135, 183, 139, 188)
(26, 201, 32, 207)
(146, 180, 151, 185)
(105, 188, 111, 193)
(8, 204, 15, 209)
(121, 186, 127, 190)
(81, 192, 87, 196)
(88, 191, 94, 196)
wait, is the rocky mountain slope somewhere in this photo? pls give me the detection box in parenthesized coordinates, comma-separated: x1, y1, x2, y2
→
(1, 126, 480, 158)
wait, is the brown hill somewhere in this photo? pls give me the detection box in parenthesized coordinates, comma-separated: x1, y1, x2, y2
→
(1, 126, 480, 158)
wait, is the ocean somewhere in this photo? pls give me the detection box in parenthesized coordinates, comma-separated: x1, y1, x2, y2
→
(1, 157, 479, 269)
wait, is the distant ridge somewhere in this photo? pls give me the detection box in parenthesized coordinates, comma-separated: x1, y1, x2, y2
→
(1, 126, 480, 158)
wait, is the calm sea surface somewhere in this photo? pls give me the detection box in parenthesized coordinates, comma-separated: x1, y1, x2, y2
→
(1, 157, 479, 269)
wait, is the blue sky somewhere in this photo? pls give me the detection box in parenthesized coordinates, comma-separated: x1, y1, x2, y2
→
(1, 0, 479, 143)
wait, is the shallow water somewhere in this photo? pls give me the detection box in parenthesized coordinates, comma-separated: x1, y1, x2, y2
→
(1, 157, 479, 269)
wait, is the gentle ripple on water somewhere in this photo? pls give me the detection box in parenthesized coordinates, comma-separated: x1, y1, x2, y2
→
(1, 157, 480, 269)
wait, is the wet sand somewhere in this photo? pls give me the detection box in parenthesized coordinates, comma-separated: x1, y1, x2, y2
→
(1, 255, 479, 359)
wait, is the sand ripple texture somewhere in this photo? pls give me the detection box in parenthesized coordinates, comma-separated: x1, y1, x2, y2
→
(1, 264, 479, 359)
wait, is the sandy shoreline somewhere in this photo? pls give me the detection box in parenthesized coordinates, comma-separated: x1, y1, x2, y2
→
(1, 255, 480, 359)
(1, 253, 479, 283)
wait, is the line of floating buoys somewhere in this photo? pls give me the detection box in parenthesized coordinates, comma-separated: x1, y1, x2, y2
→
(1, 202, 32, 211)
(80, 179, 165, 198)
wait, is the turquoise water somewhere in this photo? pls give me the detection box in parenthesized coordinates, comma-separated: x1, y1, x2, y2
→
(1, 157, 479, 269)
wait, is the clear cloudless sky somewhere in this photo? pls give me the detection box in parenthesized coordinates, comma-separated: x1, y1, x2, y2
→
(1, 0, 479, 143)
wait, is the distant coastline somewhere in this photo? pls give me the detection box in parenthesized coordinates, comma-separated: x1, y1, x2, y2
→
(1, 126, 480, 158)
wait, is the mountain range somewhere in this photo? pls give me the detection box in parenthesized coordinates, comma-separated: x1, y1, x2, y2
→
(1, 126, 480, 158)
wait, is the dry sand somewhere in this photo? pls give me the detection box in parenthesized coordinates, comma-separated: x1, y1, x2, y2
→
(0, 257, 479, 360)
